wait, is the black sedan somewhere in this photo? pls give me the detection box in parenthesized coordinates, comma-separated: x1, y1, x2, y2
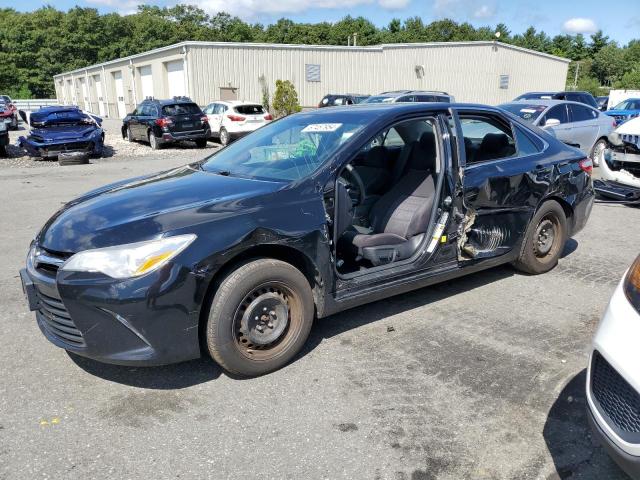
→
(20, 103, 595, 376)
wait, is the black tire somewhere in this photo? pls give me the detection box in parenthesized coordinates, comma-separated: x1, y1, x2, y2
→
(126, 126, 134, 142)
(195, 138, 208, 148)
(590, 138, 607, 167)
(149, 130, 162, 150)
(512, 200, 568, 274)
(206, 259, 314, 377)
(58, 152, 90, 166)
(219, 127, 230, 146)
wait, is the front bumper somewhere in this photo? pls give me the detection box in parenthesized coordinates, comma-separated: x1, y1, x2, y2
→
(586, 278, 640, 477)
(610, 149, 640, 165)
(588, 405, 640, 479)
(20, 249, 204, 366)
(20, 137, 102, 158)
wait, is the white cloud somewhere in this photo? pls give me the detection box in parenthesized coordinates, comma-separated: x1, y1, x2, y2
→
(474, 5, 495, 19)
(562, 17, 598, 34)
(378, 0, 410, 9)
(434, 0, 496, 20)
(85, 0, 146, 15)
(192, 0, 404, 18)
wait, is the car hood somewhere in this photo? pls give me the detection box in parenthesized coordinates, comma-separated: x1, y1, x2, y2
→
(29, 124, 99, 141)
(615, 116, 640, 135)
(605, 110, 639, 116)
(38, 165, 285, 253)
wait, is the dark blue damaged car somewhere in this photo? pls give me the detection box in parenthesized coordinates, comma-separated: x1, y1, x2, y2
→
(20, 103, 594, 377)
(18, 106, 104, 159)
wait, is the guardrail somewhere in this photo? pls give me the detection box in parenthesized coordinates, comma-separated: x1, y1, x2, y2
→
(12, 99, 58, 110)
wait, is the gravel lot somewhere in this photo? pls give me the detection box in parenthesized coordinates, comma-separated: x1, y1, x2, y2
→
(0, 145, 638, 479)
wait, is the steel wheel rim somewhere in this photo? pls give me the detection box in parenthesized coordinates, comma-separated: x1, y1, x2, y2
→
(127, 127, 133, 142)
(220, 130, 228, 145)
(232, 282, 302, 361)
(533, 214, 559, 258)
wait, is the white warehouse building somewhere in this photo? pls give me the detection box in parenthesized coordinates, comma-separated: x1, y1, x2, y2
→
(53, 40, 570, 118)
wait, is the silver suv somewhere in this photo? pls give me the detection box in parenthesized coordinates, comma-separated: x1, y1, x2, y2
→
(362, 90, 455, 104)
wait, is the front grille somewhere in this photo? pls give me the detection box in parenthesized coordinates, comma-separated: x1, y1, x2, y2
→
(37, 289, 84, 347)
(47, 141, 91, 153)
(621, 134, 640, 150)
(591, 351, 640, 435)
(33, 247, 70, 275)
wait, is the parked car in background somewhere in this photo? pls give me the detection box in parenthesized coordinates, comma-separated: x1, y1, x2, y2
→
(18, 106, 104, 159)
(499, 100, 615, 164)
(0, 99, 18, 130)
(552, 91, 599, 109)
(603, 98, 640, 126)
(513, 91, 599, 109)
(597, 96, 609, 111)
(514, 92, 555, 101)
(318, 94, 370, 107)
(20, 102, 594, 377)
(0, 115, 9, 157)
(122, 97, 210, 150)
(203, 100, 272, 146)
(587, 254, 640, 480)
(594, 116, 640, 198)
(362, 90, 455, 104)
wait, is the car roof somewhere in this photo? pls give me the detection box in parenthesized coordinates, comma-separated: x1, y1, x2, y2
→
(211, 100, 263, 106)
(376, 90, 450, 97)
(324, 93, 369, 97)
(142, 97, 197, 105)
(506, 99, 598, 109)
(303, 102, 497, 117)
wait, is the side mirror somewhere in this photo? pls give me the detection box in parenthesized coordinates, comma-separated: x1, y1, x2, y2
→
(543, 118, 561, 128)
(19, 110, 29, 126)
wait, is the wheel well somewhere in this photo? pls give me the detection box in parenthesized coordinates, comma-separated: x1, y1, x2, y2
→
(197, 244, 323, 355)
(541, 196, 574, 228)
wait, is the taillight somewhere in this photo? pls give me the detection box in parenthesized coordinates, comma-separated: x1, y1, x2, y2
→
(201, 116, 209, 123)
(264, 113, 273, 121)
(155, 118, 173, 128)
(624, 255, 640, 313)
(578, 157, 593, 175)
(227, 114, 245, 122)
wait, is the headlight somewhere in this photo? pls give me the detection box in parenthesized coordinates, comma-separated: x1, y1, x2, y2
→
(61, 234, 196, 279)
(624, 255, 640, 314)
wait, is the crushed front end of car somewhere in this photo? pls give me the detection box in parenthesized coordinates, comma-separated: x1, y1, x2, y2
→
(594, 117, 640, 205)
(18, 106, 104, 159)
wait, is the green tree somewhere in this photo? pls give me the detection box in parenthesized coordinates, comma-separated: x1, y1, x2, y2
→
(272, 79, 301, 117)
(592, 44, 626, 85)
(615, 69, 640, 89)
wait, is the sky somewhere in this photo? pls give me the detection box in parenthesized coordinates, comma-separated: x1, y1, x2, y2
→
(2, 0, 639, 45)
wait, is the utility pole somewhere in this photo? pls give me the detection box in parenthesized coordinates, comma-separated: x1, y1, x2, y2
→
(573, 61, 580, 90)
(353, 32, 358, 47)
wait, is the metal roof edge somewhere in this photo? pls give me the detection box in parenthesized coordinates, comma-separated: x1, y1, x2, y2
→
(53, 39, 570, 78)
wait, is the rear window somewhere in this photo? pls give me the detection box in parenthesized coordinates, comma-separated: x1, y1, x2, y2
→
(235, 104, 265, 115)
(499, 103, 547, 123)
(161, 103, 202, 116)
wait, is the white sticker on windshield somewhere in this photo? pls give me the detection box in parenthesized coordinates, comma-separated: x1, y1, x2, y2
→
(301, 123, 342, 133)
(520, 108, 537, 113)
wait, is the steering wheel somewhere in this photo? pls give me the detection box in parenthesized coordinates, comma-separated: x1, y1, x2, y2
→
(342, 164, 366, 207)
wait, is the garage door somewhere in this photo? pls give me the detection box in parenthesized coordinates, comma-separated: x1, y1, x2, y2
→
(166, 60, 186, 98)
(113, 71, 126, 119)
(139, 65, 153, 99)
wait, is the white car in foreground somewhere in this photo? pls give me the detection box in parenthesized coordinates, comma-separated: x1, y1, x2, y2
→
(587, 254, 640, 479)
(203, 101, 272, 146)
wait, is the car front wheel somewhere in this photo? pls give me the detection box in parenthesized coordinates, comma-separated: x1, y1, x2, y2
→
(590, 138, 607, 167)
(126, 126, 134, 142)
(513, 200, 567, 274)
(206, 259, 314, 377)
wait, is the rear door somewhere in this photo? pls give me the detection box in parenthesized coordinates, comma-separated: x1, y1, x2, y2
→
(128, 106, 142, 138)
(455, 109, 548, 260)
(567, 104, 600, 154)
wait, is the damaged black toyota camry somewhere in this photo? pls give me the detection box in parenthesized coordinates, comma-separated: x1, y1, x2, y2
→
(20, 103, 594, 376)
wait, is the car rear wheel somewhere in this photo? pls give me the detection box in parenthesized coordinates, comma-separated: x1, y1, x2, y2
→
(513, 200, 567, 274)
(219, 128, 230, 146)
(149, 131, 162, 150)
(195, 138, 207, 148)
(590, 138, 607, 167)
(206, 259, 314, 377)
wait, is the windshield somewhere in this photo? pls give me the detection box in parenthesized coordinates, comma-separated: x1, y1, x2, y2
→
(613, 100, 640, 110)
(499, 103, 547, 123)
(362, 96, 394, 104)
(200, 113, 366, 181)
